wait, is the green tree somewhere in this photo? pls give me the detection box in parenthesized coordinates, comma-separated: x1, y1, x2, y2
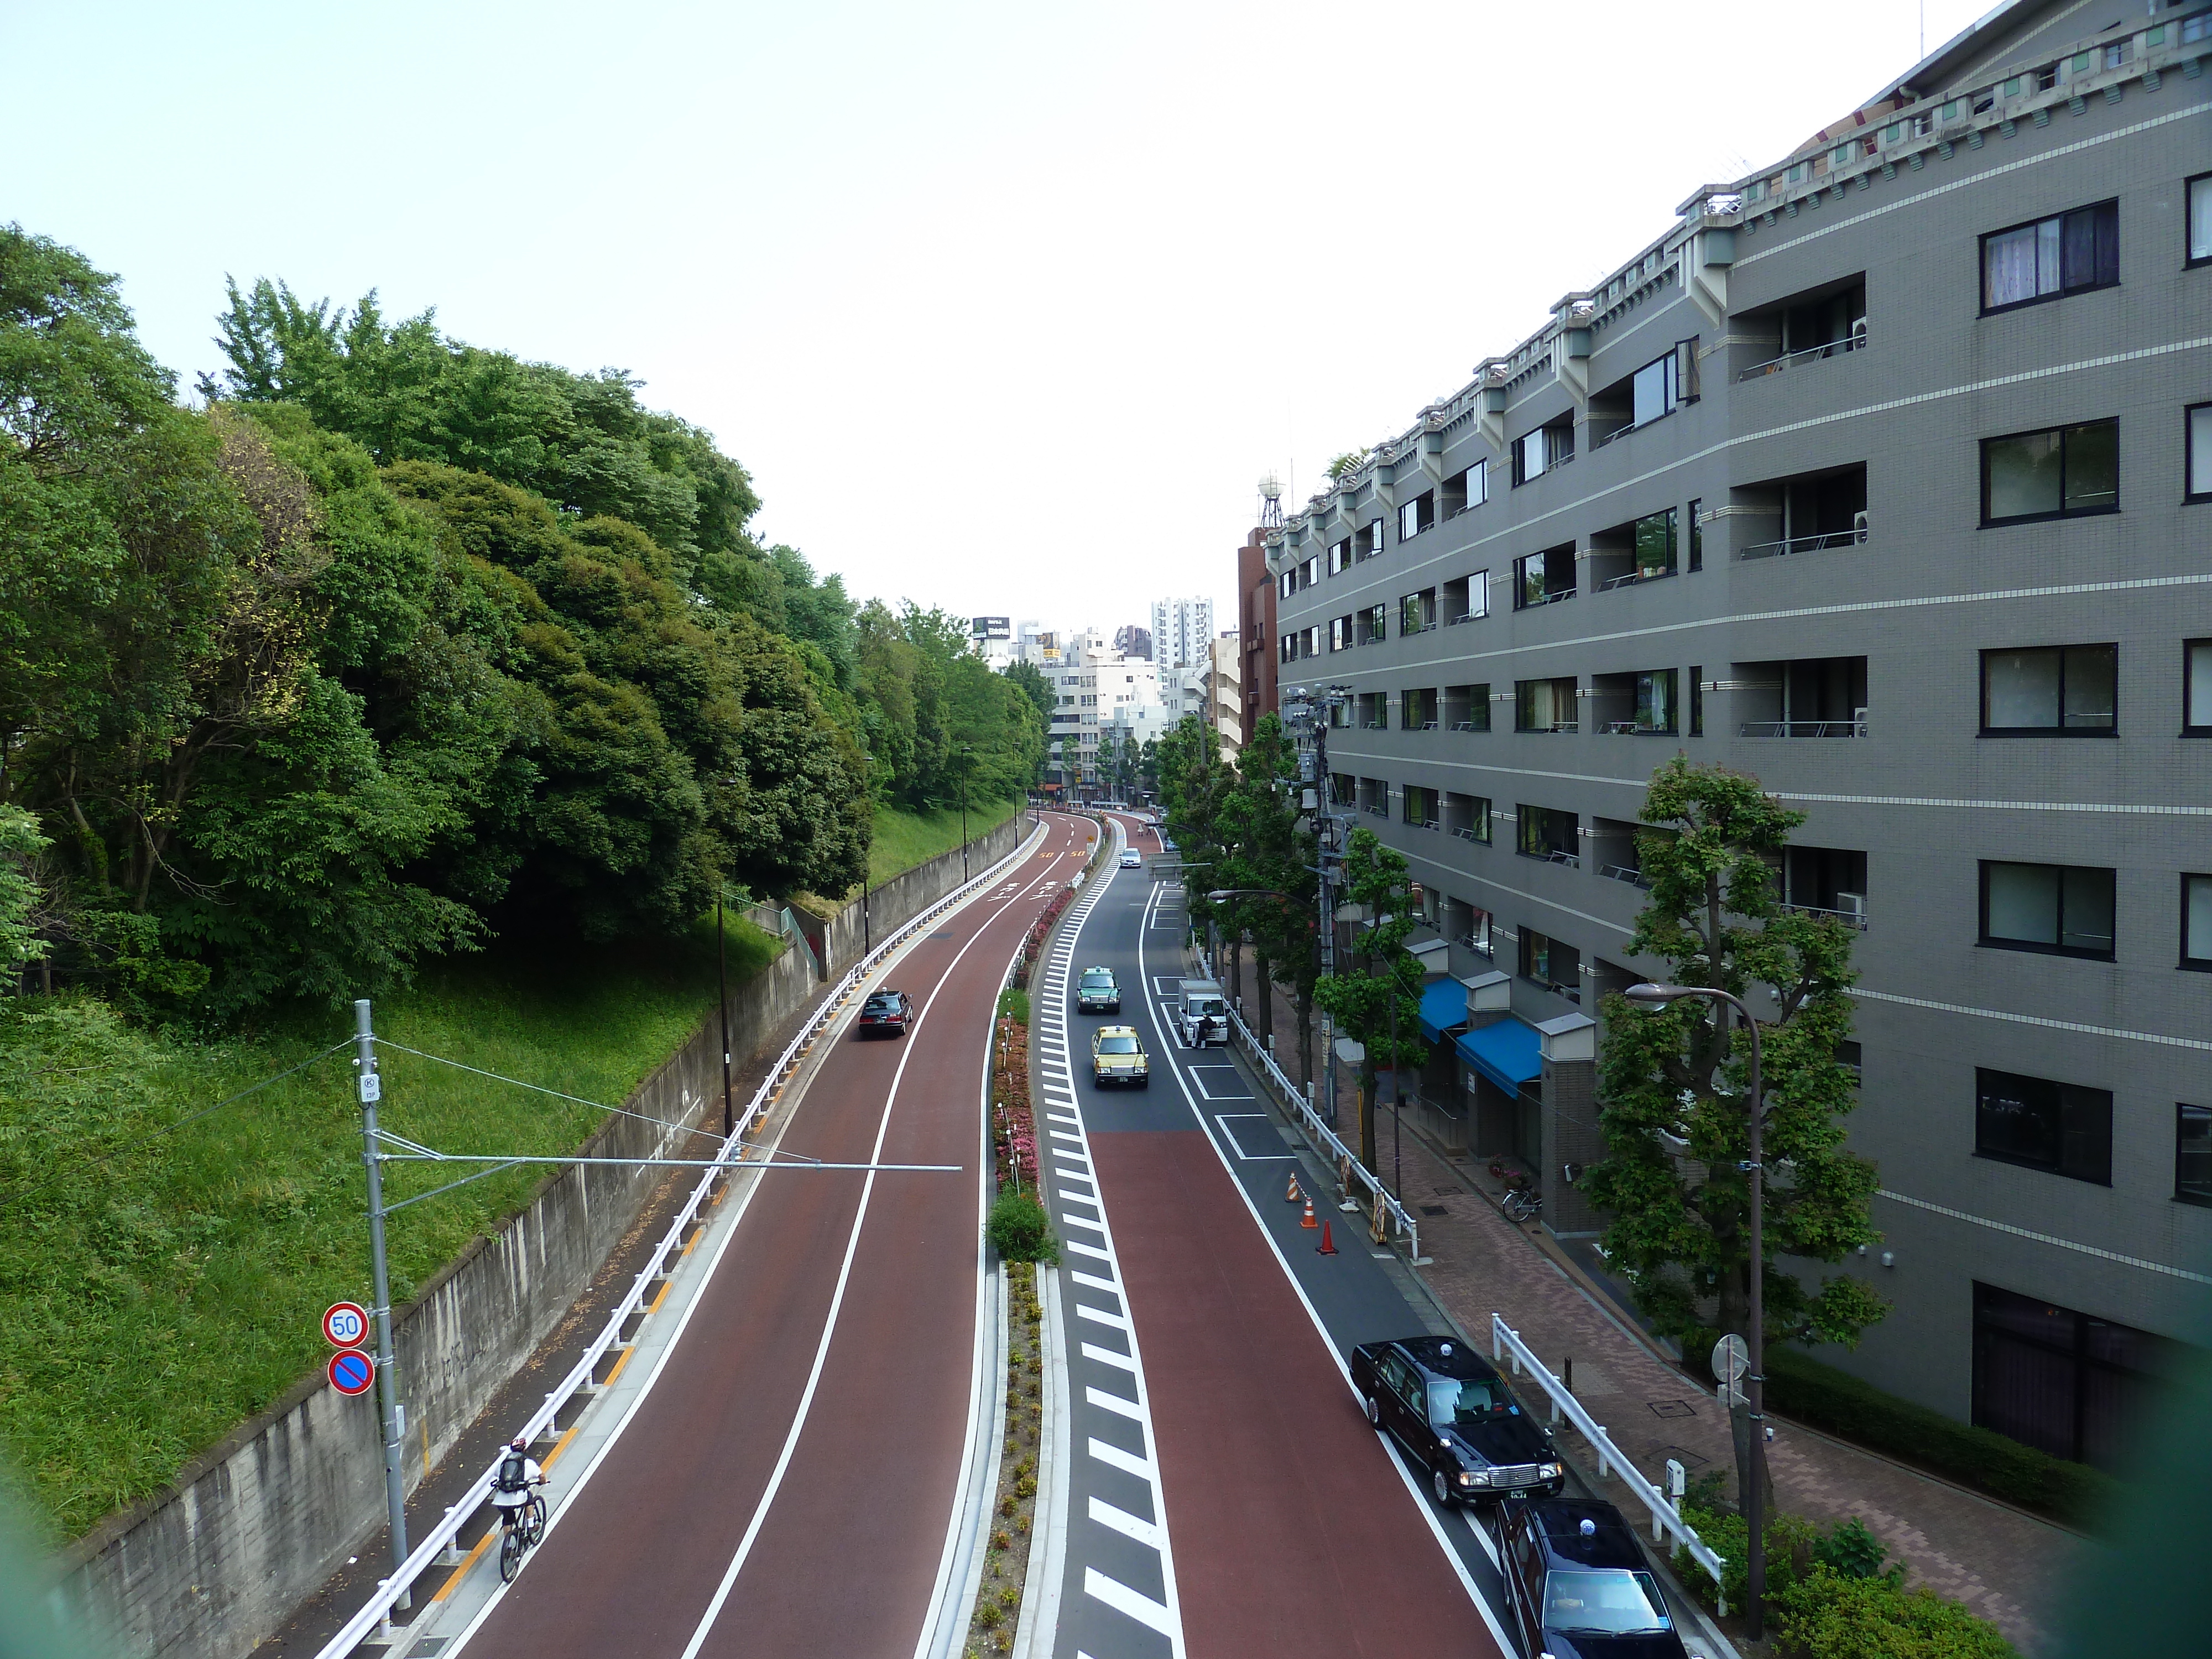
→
(1004, 660, 1055, 729)
(1583, 759, 1884, 1470)
(0, 806, 50, 983)
(1312, 826, 1425, 1171)
(1215, 714, 1317, 1078)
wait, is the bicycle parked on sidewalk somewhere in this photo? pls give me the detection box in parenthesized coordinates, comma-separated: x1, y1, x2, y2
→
(1503, 1186, 1542, 1224)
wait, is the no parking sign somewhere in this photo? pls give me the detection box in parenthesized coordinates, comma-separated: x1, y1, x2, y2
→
(322, 1301, 369, 1348)
(327, 1349, 375, 1396)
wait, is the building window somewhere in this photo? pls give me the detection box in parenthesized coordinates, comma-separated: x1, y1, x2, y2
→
(2184, 874, 2212, 969)
(1358, 603, 1387, 645)
(1971, 1282, 2185, 1469)
(1631, 350, 1678, 426)
(1979, 644, 2117, 734)
(1403, 785, 1438, 828)
(1689, 667, 1703, 736)
(1328, 537, 1351, 575)
(1397, 491, 1434, 542)
(1511, 418, 1574, 486)
(2188, 640, 2212, 734)
(1442, 463, 1488, 517)
(1517, 805, 1579, 865)
(2188, 404, 2212, 503)
(1975, 1068, 2112, 1185)
(1519, 928, 1579, 1000)
(2188, 173, 2211, 267)
(1688, 498, 1703, 571)
(1980, 200, 2119, 312)
(1633, 507, 1677, 580)
(1515, 677, 1579, 733)
(2179, 1104, 2212, 1206)
(1980, 860, 2116, 959)
(1328, 615, 1350, 652)
(1981, 419, 2119, 524)
(1514, 544, 1577, 609)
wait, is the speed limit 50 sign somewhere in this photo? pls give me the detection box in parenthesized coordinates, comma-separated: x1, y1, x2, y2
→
(323, 1302, 370, 1348)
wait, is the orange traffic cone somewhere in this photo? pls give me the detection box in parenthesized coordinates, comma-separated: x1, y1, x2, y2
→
(1300, 1195, 1318, 1229)
(1316, 1219, 1339, 1255)
(1285, 1173, 1302, 1205)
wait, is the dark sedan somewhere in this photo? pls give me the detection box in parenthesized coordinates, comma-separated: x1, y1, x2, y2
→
(1075, 966, 1121, 1014)
(1498, 1498, 1700, 1658)
(854, 989, 914, 1037)
(1350, 1336, 1565, 1505)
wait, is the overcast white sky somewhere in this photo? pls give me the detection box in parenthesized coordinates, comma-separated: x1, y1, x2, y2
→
(8, 0, 1994, 641)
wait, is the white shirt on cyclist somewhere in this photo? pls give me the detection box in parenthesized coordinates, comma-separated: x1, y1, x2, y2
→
(491, 1452, 542, 1510)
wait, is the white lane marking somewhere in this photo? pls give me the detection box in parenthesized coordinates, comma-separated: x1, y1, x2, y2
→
(1461, 1504, 1504, 1569)
(1075, 1304, 1130, 1332)
(673, 849, 1080, 1659)
(1087, 1495, 1162, 1548)
(1083, 1569, 1177, 1637)
(1087, 1438, 1154, 1479)
(1215, 1114, 1296, 1161)
(1132, 878, 1517, 1647)
(1068, 1269, 1118, 1294)
(1084, 1386, 1144, 1422)
(1080, 1342, 1138, 1373)
(1065, 1239, 1113, 1262)
(1059, 1215, 1105, 1235)
(1050, 1130, 1085, 1145)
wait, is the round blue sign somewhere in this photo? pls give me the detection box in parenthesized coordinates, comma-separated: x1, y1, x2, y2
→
(327, 1348, 375, 1396)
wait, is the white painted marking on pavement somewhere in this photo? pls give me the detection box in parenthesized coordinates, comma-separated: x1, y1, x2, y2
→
(1087, 1438, 1154, 1480)
(1084, 1569, 1177, 1637)
(1087, 1495, 1162, 1548)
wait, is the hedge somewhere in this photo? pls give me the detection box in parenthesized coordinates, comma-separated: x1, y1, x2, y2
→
(986, 1192, 1059, 1264)
(1677, 1328, 2119, 1531)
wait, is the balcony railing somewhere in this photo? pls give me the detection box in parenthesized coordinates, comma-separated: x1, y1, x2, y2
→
(1402, 620, 1437, 636)
(1364, 804, 1389, 817)
(1521, 848, 1581, 869)
(1407, 817, 1440, 831)
(1517, 720, 1580, 734)
(1740, 524, 1867, 560)
(1599, 720, 1673, 735)
(1362, 718, 1387, 730)
(1740, 716, 1868, 738)
(1519, 587, 1577, 608)
(1446, 611, 1479, 626)
(1600, 863, 1651, 888)
(1599, 566, 1677, 591)
(1451, 719, 1482, 732)
(1418, 719, 1439, 731)
(1457, 932, 1492, 957)
(1738, 328, 1867, 382)
(1777, 899, 1870, 930)
(1451, 826, 1485, 842)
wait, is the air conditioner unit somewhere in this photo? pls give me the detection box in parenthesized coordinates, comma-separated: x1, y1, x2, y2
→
(1853, 509, 1871, 542)
(1834, 891, 1866, 924)
(1851, 706, 1870, 737)
(1849, 316, 1868, 347)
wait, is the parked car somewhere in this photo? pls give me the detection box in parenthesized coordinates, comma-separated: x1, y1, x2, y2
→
(1089, 1026, 1149, 1087)
(1498, 1498, 1698, 1658)
(854, 989, 914, 1038)
(1350, 1337, 1565, 1506)
(1118, 849, 1143, 869)
(1076, 967, 1121, 1013)
(1175, 979, 1228, 1047)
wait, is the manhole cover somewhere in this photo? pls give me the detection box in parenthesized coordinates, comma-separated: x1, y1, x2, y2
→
(407, 1642, 450, 1658)
(1419, 1204, 1449, 1217)
(1432, 1186, 1457, 1196)
(1647, 1399, 1697, 1419)
(1653, 1442, 1710, 1470)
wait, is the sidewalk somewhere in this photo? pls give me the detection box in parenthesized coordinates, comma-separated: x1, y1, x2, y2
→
(1234, 956, 2086, 1657)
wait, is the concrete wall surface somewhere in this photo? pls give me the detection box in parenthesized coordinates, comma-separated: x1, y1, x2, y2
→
(56, 813, 1037, 1659)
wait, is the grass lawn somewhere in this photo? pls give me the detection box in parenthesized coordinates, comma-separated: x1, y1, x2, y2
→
(0, 917, 778, 1539)
(865, 797, 1022, 886)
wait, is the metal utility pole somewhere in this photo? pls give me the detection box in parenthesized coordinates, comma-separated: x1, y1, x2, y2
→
(958, 743, 974, 884)
(1287, 684, 1353, 1136)
(716, 884, 733, 1138)
(353, 999, 410, 1606)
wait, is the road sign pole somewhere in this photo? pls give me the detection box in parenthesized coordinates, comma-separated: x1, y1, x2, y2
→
(354, 998, 411, 1608)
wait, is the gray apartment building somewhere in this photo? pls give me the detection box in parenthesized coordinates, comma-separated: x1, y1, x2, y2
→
(1265, 0, 2210, 1470)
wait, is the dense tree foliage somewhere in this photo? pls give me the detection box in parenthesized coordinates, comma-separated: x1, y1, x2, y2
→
(1583, 758, 1884, 1356)
(1312, 826, 1426, 1171)
(0, 230, 1035, 1019)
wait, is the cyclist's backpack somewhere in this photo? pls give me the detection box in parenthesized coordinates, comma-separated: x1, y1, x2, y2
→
(495, 1453, 529, 1494)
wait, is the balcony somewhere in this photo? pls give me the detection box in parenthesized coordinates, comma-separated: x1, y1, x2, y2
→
(1730, 465, 1867, 562)
(1738, 327, 1867, 381)
(1741, 523, 1868, 560)
(1444, 791, 1491, 844)
(1443, 683, 1491, 733)
(1734, 277, 1865, 383)
(1590, 507, 1679, 591)
(1514, 542, 1577, 610)
(1777, 846, 1867, 928)
(1589, 670, 1678, 735)
(1740, 717, 1868, 738)
(1731, 656, 1869, 738)
(1515, 676, 1580, 734)
(1517, 804, 1580, 868)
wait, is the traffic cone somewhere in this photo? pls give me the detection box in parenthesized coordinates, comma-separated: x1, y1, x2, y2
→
(1300, 1195, 1318, 1229)
(1285, 1173, 1302, 1204)
(1316, 1220, 1339, 1255)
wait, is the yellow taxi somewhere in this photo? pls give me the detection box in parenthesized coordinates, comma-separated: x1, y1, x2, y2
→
(1089, 1026, 1150, 1089)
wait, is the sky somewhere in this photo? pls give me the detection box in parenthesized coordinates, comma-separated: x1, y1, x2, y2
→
(6, 0, 1997, 641)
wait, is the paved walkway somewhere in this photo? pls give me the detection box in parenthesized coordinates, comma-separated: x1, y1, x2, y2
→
(1230, 954, 2086, 1656)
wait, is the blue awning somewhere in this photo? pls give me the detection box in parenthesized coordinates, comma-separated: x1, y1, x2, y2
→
(1455, 1018, 1543, 1098)
(1417, 978, 1469, 1043)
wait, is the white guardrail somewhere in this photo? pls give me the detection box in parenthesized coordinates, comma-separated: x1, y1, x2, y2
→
(1490, 1313, 1728, 1611)
(1209, 976, 1425, 1266)
(315, 817, 1050, 1658)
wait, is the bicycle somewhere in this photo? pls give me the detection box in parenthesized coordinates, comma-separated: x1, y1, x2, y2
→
(497, 1486, 549, 1583)
(1503, 1187, 1543, 1224)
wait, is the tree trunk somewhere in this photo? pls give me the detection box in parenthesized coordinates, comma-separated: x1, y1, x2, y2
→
(1296, 988, 1314, 1090)
(1253, 945, 1274, 1048)
(1359, 1065, 1378, 1170)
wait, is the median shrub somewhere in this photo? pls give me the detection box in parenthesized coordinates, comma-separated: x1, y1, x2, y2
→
(1772, 1564, 2017, 1658)
(986, 1192, 1058, 1264)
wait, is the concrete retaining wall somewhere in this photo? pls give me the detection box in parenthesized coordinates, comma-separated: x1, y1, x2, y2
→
(58, 813, 1036, 1659)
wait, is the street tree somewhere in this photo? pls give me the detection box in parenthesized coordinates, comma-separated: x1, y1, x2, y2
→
(1583, 758, 1884, 1494)
(1152, 714, 1234, 989)
(1312, 826, 1426, 1171)
(1215, 713, 1316, 1076)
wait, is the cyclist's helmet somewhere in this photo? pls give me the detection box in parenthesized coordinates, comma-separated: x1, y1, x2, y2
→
(509, 1436, 528, 1453)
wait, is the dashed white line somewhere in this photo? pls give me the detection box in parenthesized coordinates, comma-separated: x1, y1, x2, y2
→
(1087, 1495, 1162, 1548)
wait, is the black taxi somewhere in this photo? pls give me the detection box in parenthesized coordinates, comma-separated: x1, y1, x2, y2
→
(1349, 1335, 1565, 1506)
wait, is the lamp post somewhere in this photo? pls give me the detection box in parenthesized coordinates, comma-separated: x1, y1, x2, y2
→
(716, 879, 733, 1137)
(1623, 980, 1767, 1640)
(957, 742, 974, 884)
(860, 753, 874, 958)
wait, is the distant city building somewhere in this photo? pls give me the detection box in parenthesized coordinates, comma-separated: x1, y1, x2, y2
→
(1148, 597, 1215, 672)
(969, 614, 1014, 669)
(1234, 529, 1277, 746)
(1114, 624, 1153, 661)
(1209, 632, 1242, 761)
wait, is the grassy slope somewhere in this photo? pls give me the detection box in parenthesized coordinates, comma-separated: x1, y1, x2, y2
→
(865, 797, 1021, 886)
(0, 919, 776, 1538)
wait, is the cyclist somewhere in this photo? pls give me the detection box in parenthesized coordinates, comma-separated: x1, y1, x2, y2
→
(490, 1437, 546, 1531)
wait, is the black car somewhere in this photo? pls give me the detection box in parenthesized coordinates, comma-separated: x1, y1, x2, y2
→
(1349, 1336, 1565, 1506)
(855, 989, 914, 1037)
(1498, 1498, 1698, 1658)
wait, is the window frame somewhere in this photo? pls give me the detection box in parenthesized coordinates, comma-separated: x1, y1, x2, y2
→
(1398, 490, 1435, 543)
(2183, 873, 2212, 971)
(2179, 1103, 2212, 1208)
(1976, 643, 2119, 737)
(2188, 173, 2212, 270)
(1978, 198, 2120, 315)
(1687, 499, 1703, 572)
(1974, 1067, 2114, 1186)
(1979, 418, 2121, 526)
(1978, 859, 2118, 961)
(2187, 403, 2212, 504)
(2185, 639, 2212, 736)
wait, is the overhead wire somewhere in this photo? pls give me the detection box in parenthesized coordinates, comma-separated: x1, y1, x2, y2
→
(371, 1039, 726, 1144)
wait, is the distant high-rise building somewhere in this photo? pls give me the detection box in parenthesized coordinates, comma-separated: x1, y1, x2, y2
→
(1148, 597, 1215, 672)
(1114, 624, 1152, 661)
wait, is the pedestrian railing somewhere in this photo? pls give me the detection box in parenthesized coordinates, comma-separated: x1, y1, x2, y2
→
(1210, 981, 1425, 1264)
(312, 816, 1048, 1658)
(1489, 1313, 1727, 1611)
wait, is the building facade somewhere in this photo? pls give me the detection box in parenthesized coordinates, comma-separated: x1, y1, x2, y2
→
(1211, 630, 1244, 761)
(1236, 528, 1279, 745)
(1150, 596, 1217, 672)
(1267, 0, 2210, 1467)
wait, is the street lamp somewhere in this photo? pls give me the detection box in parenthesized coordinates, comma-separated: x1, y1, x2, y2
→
(1623, 980, 1768, 1640)
(957, 742, 975, 884)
